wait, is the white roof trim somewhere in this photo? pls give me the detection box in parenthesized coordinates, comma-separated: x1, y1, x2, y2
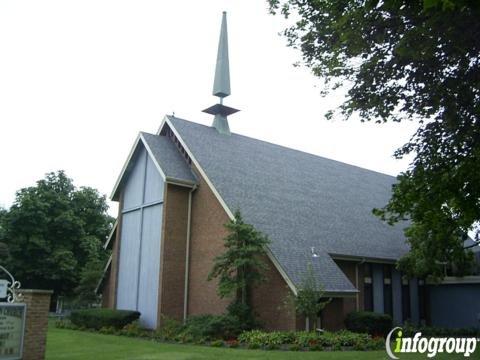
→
(162, 116, 298, 294)
(110, 134, 142, 200)
(103, 220, 118, 250)
(156, 115, 168, 136)
(330, 254, 398, 264)
(95, 255, 112, 294)
(164, 117, 234, 218)
(110, 130, 195, 200)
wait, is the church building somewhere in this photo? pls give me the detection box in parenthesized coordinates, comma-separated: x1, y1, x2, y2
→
(98, 12, 427, 331)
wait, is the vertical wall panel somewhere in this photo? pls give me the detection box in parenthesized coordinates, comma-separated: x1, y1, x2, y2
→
(409, 278, 420, 325)
(372, 264, 384, 314)
(117, 143, 165, 329)
(137, 204, 163, 329)
(392, 269, 403, 325)
(123, 148, 146, 210)
(428, 284, 480, 328)
(144, 154, 164, 204)
(116, 210, 141, 311)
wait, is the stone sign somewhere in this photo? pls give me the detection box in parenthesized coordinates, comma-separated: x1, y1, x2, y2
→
(0, 304, 26, 360)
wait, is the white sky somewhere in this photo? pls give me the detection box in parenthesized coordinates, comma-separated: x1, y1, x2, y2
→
(0, 1, 419, 216)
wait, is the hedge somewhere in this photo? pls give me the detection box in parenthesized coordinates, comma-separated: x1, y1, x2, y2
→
(70, 308, 140, 330)
(344, 311, 392, 336)
(238, 329, 384, 351)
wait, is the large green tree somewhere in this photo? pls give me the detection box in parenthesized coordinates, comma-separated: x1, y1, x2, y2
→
(268, 0, 480, 278)
(208, 210, 270, 306)
(0, 171, 113, 299)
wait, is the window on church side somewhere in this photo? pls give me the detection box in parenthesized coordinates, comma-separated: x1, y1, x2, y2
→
(383, 265, 393, 317)
(364, 263, 373, 311)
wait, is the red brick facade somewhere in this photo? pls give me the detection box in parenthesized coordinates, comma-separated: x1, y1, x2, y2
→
(250, 255, 298, 330)
(101, 150, 364, 331)
(157, 183, 190, 323)
(186, 167, 232, 316)
(20, 289, 52, 360)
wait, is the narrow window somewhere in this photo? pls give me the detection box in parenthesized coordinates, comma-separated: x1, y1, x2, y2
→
(364, 263, 373, 311)
(383, 265, 393, 316)
(402, 276, 411, 322)
(418, 279, 426, 324)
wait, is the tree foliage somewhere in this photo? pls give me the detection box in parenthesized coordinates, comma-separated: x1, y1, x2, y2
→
(292, 263, 330, 331)
(0, 171, 114, 299)
(268, 0, 480, 278)
(208, 210, 270, 305)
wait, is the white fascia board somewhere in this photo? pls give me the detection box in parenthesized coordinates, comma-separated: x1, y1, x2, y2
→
(110, 134, 142, 201)
(162, 116, 298, 295)
(329, 254, 398, 264)
(110, 130, 195, 201)
(156, 115, 168, 136)
(95, 255, 113, 294)
(139, 132, 169, 181)
(103, 219, 118, 250)
(163, 117, 234, 218)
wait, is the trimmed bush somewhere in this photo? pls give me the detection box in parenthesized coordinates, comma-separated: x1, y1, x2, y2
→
(210, 339, 224, 347)
(345, 311, 392, 336)
(156, 316, 183, 341)
(70, 309, 140, 330)
(238, 330, 295, 347)
(238, 329, 377, 350)
(182, 314, 244, 340)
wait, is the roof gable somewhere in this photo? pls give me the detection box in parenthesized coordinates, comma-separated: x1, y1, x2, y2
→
(111, 132, 197, 201)
(163, 115, 410, 293)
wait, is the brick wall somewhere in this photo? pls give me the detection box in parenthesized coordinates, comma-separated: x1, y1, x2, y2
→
(320, 260, 364, 331)
(157, 183, 189, 323)
(19, 289, 52, 360)
(187, 166, 232, 316)
(321, 298, 345, 331)
(250, 255, 298, 331)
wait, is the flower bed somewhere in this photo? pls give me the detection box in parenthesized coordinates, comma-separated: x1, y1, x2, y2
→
(55, 319, 384, 351)
(238, 329, 385, 351)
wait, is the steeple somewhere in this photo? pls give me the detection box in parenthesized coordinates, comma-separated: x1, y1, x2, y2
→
(203, 11, 239, 135)
(213, 11, 230, 98)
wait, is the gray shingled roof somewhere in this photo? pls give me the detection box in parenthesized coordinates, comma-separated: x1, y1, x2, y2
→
(167, 116, 410, 293)
(141, 132, 197, 185)
(112, 132, 197, 201)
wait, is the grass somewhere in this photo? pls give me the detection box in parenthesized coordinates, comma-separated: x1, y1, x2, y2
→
(46, 327, 476, 360)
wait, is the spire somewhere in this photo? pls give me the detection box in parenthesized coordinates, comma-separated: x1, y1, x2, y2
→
(203, 11, 239, 135)
(213, 11, 230, 98)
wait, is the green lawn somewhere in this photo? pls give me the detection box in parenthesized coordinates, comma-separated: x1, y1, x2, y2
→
(45, 327, 476, 360)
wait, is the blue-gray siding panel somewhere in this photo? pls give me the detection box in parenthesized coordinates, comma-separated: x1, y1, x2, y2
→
(123, 148, 146, 210)
(144, 154, 164, 204)
(428, 284, 480, 328)
(409, 278, 420, 325)
(117, 142, 165, 329)
(373, 264, 384, 314)
(117, 210, 141, 311)
(137, 204, 162, 329)
(392, 269, 402, 325)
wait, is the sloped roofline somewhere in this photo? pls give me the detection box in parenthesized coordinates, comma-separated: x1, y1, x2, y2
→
(95, 255, 112, 294)
(110, 131, 196, 201)
(103, 219, 118, 250)
(157, 116, 302, 295)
